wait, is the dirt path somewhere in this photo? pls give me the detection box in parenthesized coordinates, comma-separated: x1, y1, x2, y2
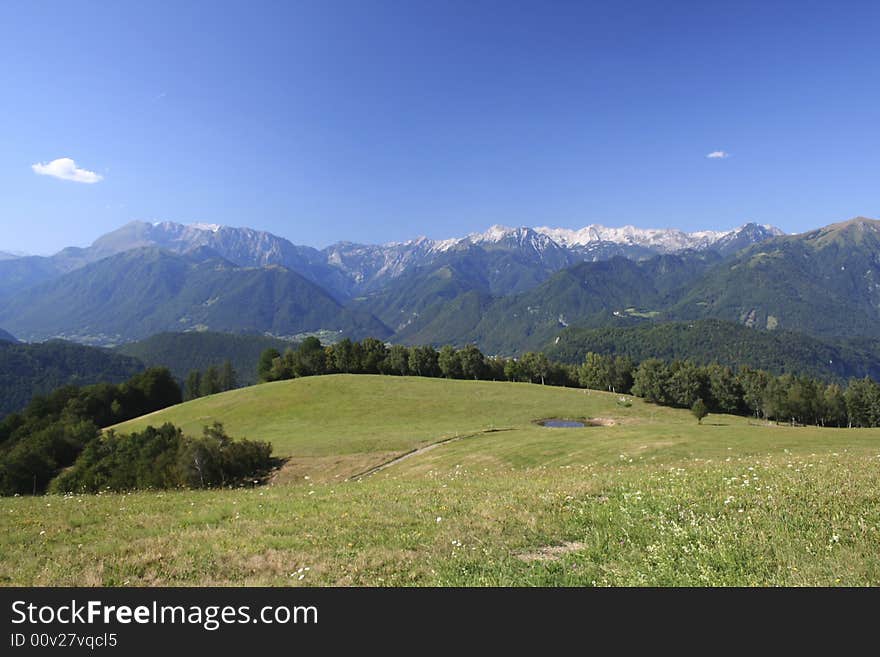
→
(347, 427, 513, 481)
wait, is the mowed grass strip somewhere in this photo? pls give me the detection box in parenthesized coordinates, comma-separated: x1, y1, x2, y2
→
(2, 375, 879, 586)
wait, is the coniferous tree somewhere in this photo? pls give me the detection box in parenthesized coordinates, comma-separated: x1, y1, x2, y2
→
(200, 365, 220, 397)
(220, 360, 237, 391)
(185, 370, 202, 401)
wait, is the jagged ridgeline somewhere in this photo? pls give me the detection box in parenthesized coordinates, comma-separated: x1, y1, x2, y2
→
(3, 217, 880, 365)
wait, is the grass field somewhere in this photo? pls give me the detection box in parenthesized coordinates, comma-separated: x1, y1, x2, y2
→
(2, 374, 879, 586)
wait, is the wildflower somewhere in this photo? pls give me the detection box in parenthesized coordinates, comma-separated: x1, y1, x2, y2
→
(436, 516, 442, 523)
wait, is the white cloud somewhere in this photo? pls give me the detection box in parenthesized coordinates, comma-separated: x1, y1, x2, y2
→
(31, 157, 103, 183)
(706, 151, 730, 159)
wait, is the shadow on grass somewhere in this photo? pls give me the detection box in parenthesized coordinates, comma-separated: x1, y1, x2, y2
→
(257, 456, 290, 485)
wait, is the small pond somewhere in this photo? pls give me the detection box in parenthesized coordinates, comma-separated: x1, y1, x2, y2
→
(538, 419, 586, 428)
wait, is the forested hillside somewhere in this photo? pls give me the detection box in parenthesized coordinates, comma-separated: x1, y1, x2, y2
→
(547, 319, 880, 382)
(0, 341, 145, 417)
(115, 331, 294, 385)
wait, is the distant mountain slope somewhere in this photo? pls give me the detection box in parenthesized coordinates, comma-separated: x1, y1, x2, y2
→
(546, 319, 880, 382)
(670, 218, 880, 338)
(395, 251, 721, 354)
(0, 341, 145, 417)
(0, 248, 390, 344)
(0, 329, 16, 343)
(115, 332, 295, 385)
(0, 256, 65, 303)
(355, 261, 488, 334)
(86, 221, 353, 299)
(352, 246, 566, 332)
(0, 221, 352, 302)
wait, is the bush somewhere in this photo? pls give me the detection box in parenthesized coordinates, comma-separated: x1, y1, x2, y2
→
(691, 398, 709, 424)
(50, 422, 274, 493)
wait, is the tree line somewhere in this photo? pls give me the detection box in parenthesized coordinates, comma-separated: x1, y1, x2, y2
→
(0, 368, 182, 495)
(184, 361, 238, 401)
(259, 338, 880, 428)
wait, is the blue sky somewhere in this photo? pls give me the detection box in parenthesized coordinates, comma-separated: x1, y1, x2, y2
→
(1, 1, 878, 254)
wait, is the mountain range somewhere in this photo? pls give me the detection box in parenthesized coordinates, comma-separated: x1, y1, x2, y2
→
(0, 219, 781, 304)
(3, 216, 880, 363)
(0, 248, 387, 344)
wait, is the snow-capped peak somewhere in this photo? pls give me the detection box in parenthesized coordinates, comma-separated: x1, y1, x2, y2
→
(530, 222, 781, 252)
(472, 224, 519, 243)
(381, 221, 782, 258)
(190, 222, 222, 233)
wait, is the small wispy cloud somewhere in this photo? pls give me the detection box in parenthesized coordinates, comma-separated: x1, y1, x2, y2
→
(706, 151, 730, 159)
(31, 157, 103, 184)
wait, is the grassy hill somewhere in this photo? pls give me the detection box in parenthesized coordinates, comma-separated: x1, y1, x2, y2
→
(111, 375, 626, 468)
(3, 375, 880, 586)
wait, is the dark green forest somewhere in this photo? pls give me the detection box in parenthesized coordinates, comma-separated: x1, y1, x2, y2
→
(0, 368, 274, 496)
(0, 368, 182, 495)
(0, 341, 145, 418)
(546, 319, 880, 382)
(115, 331, 294, 385)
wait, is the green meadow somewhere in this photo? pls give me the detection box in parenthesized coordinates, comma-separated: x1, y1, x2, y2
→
(2, 375, 879, 586)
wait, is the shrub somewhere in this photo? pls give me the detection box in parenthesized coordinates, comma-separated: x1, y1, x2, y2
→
(49, 422, 274, 493)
